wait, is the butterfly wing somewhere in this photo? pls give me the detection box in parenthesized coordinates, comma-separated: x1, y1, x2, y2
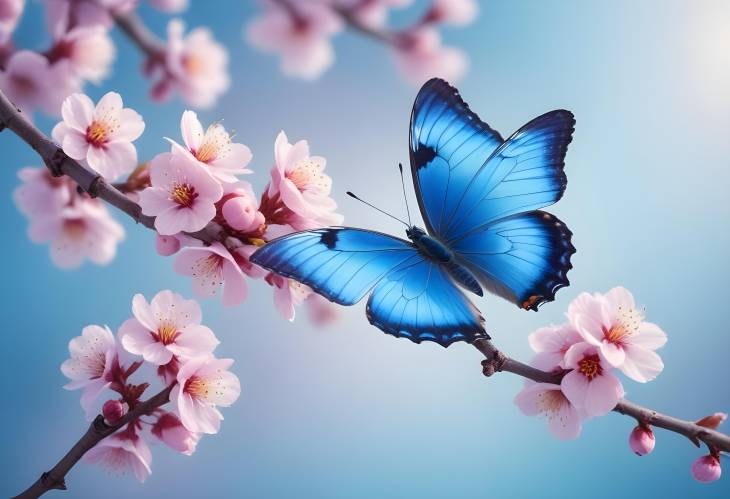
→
(249, 228, 418, 305)
(250, 227, 487, 346)
(409, 79, 575, 309)
(366, 258, 487, 346)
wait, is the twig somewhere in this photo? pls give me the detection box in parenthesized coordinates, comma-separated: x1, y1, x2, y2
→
(473, 338, 730, 453)
(0, 88, 232, 246)
(13, 384, 175, 499)
(113, 11, 166, 60)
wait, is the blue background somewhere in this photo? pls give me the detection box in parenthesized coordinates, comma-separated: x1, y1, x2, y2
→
(2, 0, 729, 497)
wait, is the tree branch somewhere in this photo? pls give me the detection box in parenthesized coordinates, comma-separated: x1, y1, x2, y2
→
(13, 383, 175, 499)
(0, 88, 232, 246)
(113, 11, 166, 61)
(473, 338, 730, 453)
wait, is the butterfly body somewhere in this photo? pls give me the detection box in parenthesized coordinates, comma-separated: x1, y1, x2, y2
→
(251, 79, 576, 346)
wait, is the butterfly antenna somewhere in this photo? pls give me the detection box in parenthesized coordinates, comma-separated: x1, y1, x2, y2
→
(398, 163, 412, 226)
(346, 191, 409, 227)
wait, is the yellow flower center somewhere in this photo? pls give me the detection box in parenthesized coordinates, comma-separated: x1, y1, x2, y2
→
(156, 322, 178, 345)
(193, 125, 231, 164)
(288, 159, 325, 191)
(170, 183, 197, 208)
(185, 376, 209, 398)
(86, 120, 110, 146)
(604, 306, 643, 344)
(578, 354, 602, 380)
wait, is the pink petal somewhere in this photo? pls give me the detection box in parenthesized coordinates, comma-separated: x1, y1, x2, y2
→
(181, 110, 204, 150)
(94, 91, 122, 119)
(573, 313, 604, 347)
(142, 341, 174, 365)
(583, 373, 624, 417)
(118, 317, 156, 355)
(139, 188, 175, 216)
(548, 401, 582, 440)
(91, 141, 137, 179)
(560, 370, 589, 410)
(620, 345, 664, 383)
(530, 351, 564, 371)
(61, 93, 94, 132)
(563, 341, 594, 370)
(273, 282, 295, 321)
(153, 206, 191, 235)
(629, 321, 667, 350)
(513, 383, 543, 416)
(61, 128, 90, 160)
(170, 324, 219, 358)
(221, 260, 247, 306)
(599, 340, 626, 367)
(131, 294, 157, 330)
(528, 325, 565, 352)
(114, 108, 145, 141)
(80, 379, 111, 421)
(604, 286, 636, 312)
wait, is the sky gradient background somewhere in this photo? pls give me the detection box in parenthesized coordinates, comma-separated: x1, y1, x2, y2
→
(2, 1, 729, 497)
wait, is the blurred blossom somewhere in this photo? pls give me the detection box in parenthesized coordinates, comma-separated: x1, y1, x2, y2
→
(266, 272, 312, 321)
(50, 26, 116, 83)
(305, 293, 339, 326)
(392, 27, 467, 85)
(61, 325, 119, 419)
(247, 1, 342, 80)
(157, 19, 229, 108)
(155, 233, 181, 256)
(46, 0, 114, 37)
(269, 130, 343, 228)
(691, 454, 722, 483)
(0, 50, 79, 116)
(84, 430, 152, 482)
(151, 411, 200, 455)
(52, 92, 145, 181)
(568, 287, 667, 383)
(0, 0, 24, 44)
(561, 342, 624, 418)
(13, 167, 71, 219)
(173, 241, 249, 307)
(514, 382, 583, 440)
(148, 0, 188, 13)
(334, 0, 413, 29)
(139, 151, 223, 235)
(119, 290, 219, 365)
(427, 0, 478, 26)
(170, 110, 252, 183)
(173, 355, 241, 434)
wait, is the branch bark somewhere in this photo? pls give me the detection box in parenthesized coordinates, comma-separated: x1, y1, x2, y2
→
(473, 338, 730, 453)
(13, 384, 175, 499)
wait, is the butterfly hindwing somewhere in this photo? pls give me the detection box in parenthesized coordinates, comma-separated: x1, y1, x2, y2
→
(250, 228, 418, 305)
(366, 258, 487, 346)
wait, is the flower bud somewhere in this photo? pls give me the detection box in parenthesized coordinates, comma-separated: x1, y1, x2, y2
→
(629, 425, 655, 456)
(156, 234, 181, 256)
(222, 193, 263, 232)
(696, 412, 728, 430)
(691, 454, 722, 483)
(102, 399, 128, 425)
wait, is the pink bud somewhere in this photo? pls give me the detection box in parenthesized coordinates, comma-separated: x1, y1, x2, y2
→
(222, 194, 263, 232)
(696, 412, 728, 430)
(102, 399, 128, 425)
(156, 234, 181, 256)
(628, 425, 655, 456)
(691, 454, 722, 483)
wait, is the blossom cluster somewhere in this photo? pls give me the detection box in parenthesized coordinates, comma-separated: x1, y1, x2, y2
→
(14, 90, 341, 322)
(0, 0, 228, 119)
(514, 287, 725, 483)
(246, 0, 478, 84)
(61, 290, 240, 481)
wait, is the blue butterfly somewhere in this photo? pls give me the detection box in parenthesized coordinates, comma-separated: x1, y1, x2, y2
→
(250, 79, 575, 347)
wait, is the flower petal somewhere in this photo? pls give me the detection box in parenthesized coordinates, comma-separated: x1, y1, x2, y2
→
(620, 345, 664, 383)
(583, 373, 624, 417)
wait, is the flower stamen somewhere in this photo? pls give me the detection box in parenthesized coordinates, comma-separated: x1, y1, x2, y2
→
(578, 354, 602, 380)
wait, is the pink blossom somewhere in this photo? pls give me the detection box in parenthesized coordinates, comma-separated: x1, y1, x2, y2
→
(393, 27, 467, 85)
(220, 182, 264, 232)
(173, 355, 240, 434)
(84, 430, 152, 482)
(13, 167, 72, 219)
(628, 425, 655, 456)
(118, 290, 219, 366)
(568, 287, 667, 382)
(159, 19, 229, 108)
(139, 151, 223, 235)
(514, 382, 583, 440)
(169, 110, 252, 183)
(52, 92, 145, 181)
(305, 293, 338, 326)
(334, 0, 412, 29)
(232, 244, 267, 279)
(28, 200, 125, 269)
(267, 272, 312, 321)
(691, 454, 722, 483)
(46, 0, 113, 37)
(0, 0, 24, 44)
(173, 242, 248, 307)
(148, 0, 188, 13)
(247, 2, 342, 80)
(102, 399, 128, 425)
(269, 131, 343, 227)
(155, 233, 181, 256)
(560, 342, 624, 417)
(528, 324, 582, 370)
(61, 325, 118, 419)
(151, 411, 200, 455)
(0, 50, 79, 116)
(51, 26, 116, 83)
(427, 0, 478, 26)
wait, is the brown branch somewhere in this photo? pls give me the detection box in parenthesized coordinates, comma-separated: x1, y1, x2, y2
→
(0, 88, 233, 246)
(473, 338, 730, 453)
(113, 11, 166, 60)
(13, 383, 175, 499)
